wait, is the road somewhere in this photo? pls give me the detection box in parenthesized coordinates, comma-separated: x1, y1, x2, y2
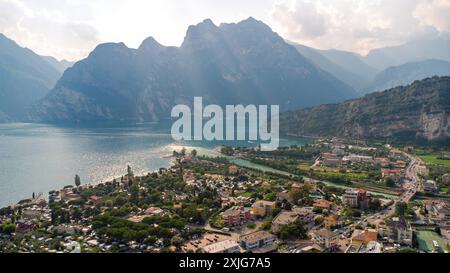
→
(364, 150, 424, 226)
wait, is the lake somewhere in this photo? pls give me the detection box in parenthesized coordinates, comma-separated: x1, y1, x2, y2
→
(0, 123, 310, 207)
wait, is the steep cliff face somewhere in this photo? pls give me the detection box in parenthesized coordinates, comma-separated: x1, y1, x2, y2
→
(280, 77, 450, 142)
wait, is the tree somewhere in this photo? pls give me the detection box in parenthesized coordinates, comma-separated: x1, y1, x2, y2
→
(278, 220, 307, 240)
(75, 175, 81, 187)
(385, 177, 396, 188)
(395, 202, 408, 217)
(0, 221, 16, 235)
(171, 236, 184, 249)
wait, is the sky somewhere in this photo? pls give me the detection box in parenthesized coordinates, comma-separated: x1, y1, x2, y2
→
(1, 0, 449, 61)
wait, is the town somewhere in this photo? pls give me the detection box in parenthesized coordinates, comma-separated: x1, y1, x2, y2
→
(0, 139, 449, 254)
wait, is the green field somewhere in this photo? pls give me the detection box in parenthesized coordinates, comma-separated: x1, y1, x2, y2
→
(419, 155, 450, 167)
(415, 230, 449, 253)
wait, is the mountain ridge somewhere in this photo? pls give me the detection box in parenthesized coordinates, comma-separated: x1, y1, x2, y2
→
(32, 18, 357, 123)
(280, 76, 450, 143)
(0, 33, 62, 120)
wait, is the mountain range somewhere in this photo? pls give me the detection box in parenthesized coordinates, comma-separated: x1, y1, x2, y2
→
(0, 34, 64, 121)
(0, 17, 449, 139)
(280, 76, 450, 142)
(291, 38, 450, 94)
(31, 18, 357, 123)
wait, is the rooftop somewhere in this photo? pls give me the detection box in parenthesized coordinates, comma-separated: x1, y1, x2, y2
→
(203, 240, 239, 253)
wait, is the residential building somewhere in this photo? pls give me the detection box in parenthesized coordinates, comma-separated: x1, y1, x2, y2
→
(251, 200, 276, 218)
(381, 168, 399, 178)
(323, 153, 342, 167)
(15, 220, 34, 234)
(89, 195, 101, 205)
(228, 165, 239, 175)
(443, 173, 450, 184)
(221, 206, 252, 226)
(424, 180, 438, 193)
(239, 231, 276, 251)
(342, 154, 373, 163)
(271, 211, 299, 233)
(313, 199, 334, 210)
(382, 217, 413, 246)
(342, 189, 368, 208)
(424, 201, 450, 227)
(145, 207, 164, 217)
(310, 229, 339, 248)
(203, 240, 240, 253)
(292, 207, 315, 224)
(374, 158, 391, 168)
(324, 214, 339, 229)
(277, 190, 293, 203)
(346, 241, 383, 253)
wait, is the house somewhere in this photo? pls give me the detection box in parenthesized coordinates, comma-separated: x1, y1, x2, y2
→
(425, 201, 450, 227)
(382, 217, 413, 246)
(294, 244, 324, 253)
(351, 229, 378, 245)
(323, 153, 342, 167)
(332, 148, 345, 156)
(271, 211, 299, 233)
(292, 207, 315, 224)
(342, 189, 368, 208)
(313, 199, 334, 210)
(291, 183, 303, 191)
(21, 209, 41, 221)
(374, 158, 391, 168)
(381, 168, 399, 178)
(203, 240, 240, 253)
(145, 207, 164, 217)
(443, 173, 450, 184)
(251, 200, 276, 218)
(346, 241, 383, 253)
(228, 165, 239, 175)
(310, 229, 339, 248)
(61, 192, 81, 202)
(324, 215, 339, 229)
(15, 220, 34, 234)
(277, 190, 293, 203)
(424, 180, 438, 193)
(89, 195, 101, 205)
(404, 146, 414, 153)
(221, 206, 252, 226)
(52, 224, 80, 235)
(239, 231, 276, 251)
(342, 154, 373, 163)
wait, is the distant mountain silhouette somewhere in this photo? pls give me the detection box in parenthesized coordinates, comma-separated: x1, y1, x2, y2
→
(291, 42, 377, 91)
(365, 38, 450, 70)
(0, 33, 62, 121)
(365, 59, 450, 93)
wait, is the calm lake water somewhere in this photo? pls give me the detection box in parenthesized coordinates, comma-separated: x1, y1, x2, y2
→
(0, 123, 310, 207)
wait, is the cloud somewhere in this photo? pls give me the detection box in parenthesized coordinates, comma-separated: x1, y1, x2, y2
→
(270, 0, 450, 54)
(0, 0, 99, 61)
(415, 0, 450, 32)
(272, 0, 329, 39)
